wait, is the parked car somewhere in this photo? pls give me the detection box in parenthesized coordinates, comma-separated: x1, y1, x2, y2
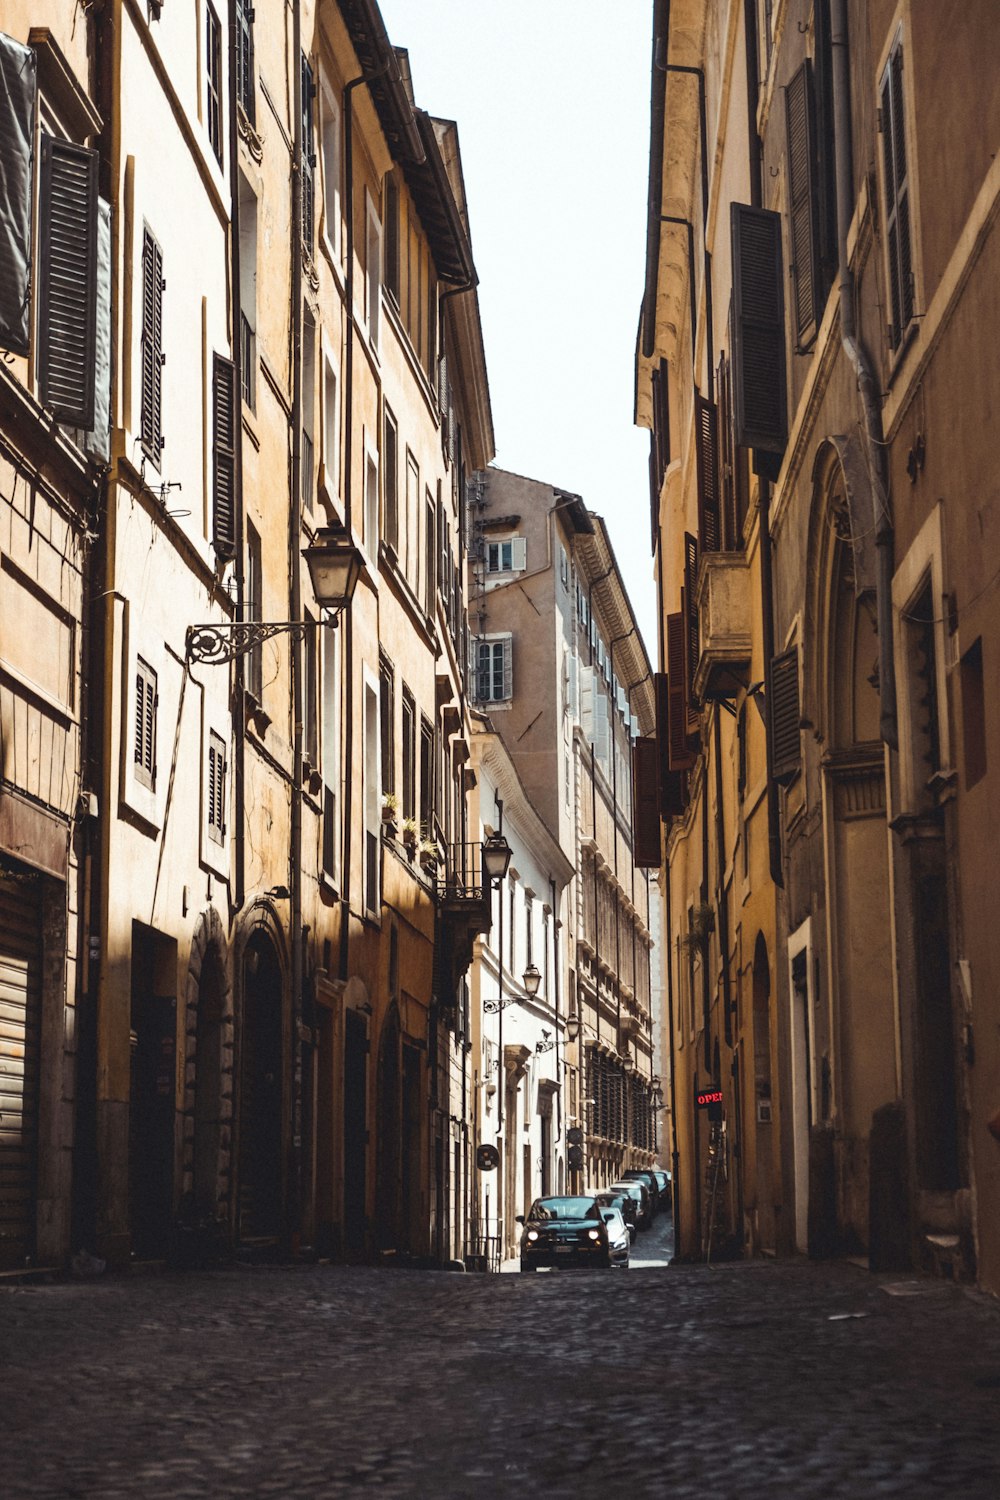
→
(620, 1169, 663, 1215)
(597, 1206, 631, 1269)
(590, 1188, 638, 1242)
(651, 1168, 672, 1210)
(517, 1195, 624, 1271)
(609, 1179, 654, 1230)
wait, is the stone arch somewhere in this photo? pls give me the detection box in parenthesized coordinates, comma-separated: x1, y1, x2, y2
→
(182, 907, 234, 1222)
(236, 903, 289, 1242)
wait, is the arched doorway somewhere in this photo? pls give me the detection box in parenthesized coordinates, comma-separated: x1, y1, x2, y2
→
(375, 1002, 401, 1250)
(193, 946, 225, 1217)
(238, 931, 284, 1241)
(751, 933, 775, 1253)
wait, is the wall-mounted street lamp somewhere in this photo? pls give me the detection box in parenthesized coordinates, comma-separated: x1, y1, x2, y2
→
(535, 1028, 556, 1056)
(565, 1012, 581, 1044)
(522, 963, 541, 998)
(621, 1049, 636, 1074)
(482, 830, 513, 884)
(185, 524, 364, 665)
(484, 964, 542, 1014)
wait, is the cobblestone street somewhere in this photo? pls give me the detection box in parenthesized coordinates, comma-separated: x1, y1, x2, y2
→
(4, 1237, 1000, 1499)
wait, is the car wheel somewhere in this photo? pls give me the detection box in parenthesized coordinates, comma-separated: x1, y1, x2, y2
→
(520, 1263, 536, 1273)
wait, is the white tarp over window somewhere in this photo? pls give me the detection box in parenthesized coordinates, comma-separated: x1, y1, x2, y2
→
(0, 33, 36, 356)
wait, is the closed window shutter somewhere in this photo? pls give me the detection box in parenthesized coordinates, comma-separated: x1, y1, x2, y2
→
(237, 0, 256, 125)
(141, 228, 164, 461)
(212, 353, 236, 558)
(666, 614, 694, 771)
(510, 535, 527, 572)
(768, 646, 801, 783)
(785, 59, 821, 347)
(0, 34, 36, 356)
(881, 40, 913, 349)
(695, 392, 720, 552)
(135, 661, 157, 788)
(38, 136, 99, 427)
(655, 671, 685, 815)
(501, 638, 513, 700)
(301, 55, 316, 248)
(632, 738, 661, 867)
(683, 531, 699, 714)
(82, 198, 112, 462)
(731, 203, 788, 453)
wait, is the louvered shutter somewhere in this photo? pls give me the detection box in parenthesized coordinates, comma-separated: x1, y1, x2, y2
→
(212, 353, 237, 558)
(655, 672, 685, 816)
(881, 39, 913, 350)
(695, 392, 721, 552)
(683, 531, 699, 708)
(785, 60, 821, 347)
(37, 137, 99, 427)
(82, 198, 112, 462)
(140, 229, 164, 461)
(632, 738, 661, 867)
(768, 646, 801, 783)
(0, 35, 36, 357)
(237, 0, 256, 125)
(301, 55, 316, 248)
(731, 203, 788, 453)
(666, 614, 694, 771)
(716, 357, 734, 548)
(510, 535, 527, 572)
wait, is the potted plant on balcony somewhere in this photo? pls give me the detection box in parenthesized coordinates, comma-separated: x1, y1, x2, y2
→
(381, 792, 398, 834)
(418, 837, 438, 873)
(401, 817, 418, 853)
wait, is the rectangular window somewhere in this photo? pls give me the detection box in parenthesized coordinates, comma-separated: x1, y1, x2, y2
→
(322, 345, 339, 500)
(302, 310, 316, 509)
(301, 55, 316, 250)
(37, 137, 99, 429)
(426, 270, 437, 377)
(424, 492, 435, 615)
(419, 717, 434, 836)
(486, 536, 526, 574)
(206, 4, 223, 162)
(211, 353, 236, 559)
(472, 636, 512, 704)
(365, 447, 379, 559)
(236, 0, 255, 124)
(322, 624, 340, 880)
(365, 194, 382, 348)
(207, 731, 227, 843)
(401, 687, 416, 822)
(383, 407, 398, 551)
(134, 658, 157, 789)
(379, 653, 395, 797)
(961, 637, 986, 790)
(140, 227, 164, 464)
(384, 173, 400, 304)
(880, 32, 914, 350)
(405, 449, 419, 586)
(238, 174, 257, 408)
(303, 609, 318, 769)
(246, 523, 263, 701)
(321, 89, 341, 260)
(364, 681, 380, 914)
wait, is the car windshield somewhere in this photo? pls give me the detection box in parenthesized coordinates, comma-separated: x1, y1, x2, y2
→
(611, 1183, 642, 1200)
(528, 1196, 600, 1222)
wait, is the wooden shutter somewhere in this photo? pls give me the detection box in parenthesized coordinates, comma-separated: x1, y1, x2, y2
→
(666, 614, 694, 771)
(632, 738, 662, 868)
(768, 646, 801, 783)
(383, 412, 398, 551)
(0, 876, 42, 1269)
(683, 531, 699, 710)
(37, 136, 99, 428)
(212, 353, 237, 558)
(695, 392, 720, 553)
(716, 356, 734, 548)
(881, 38, 913, 349)
(731, 203, 788, 453)
(135, 660, 157, 788)
(0, 34, 36, 357)
(301, 55, 316, 248)
(237, 0, 256, 124)
(140, 228, 164, 461)
(785, 60, 821, 347)
(655, 672, 685, 815)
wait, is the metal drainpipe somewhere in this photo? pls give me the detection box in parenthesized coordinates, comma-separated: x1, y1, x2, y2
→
(290, 0, 304, 1251)
(712, 707, 732, 1048)
(830, 0, 897, 746)
(550, 877, 562, 1147)
(228, 0, 246, 919)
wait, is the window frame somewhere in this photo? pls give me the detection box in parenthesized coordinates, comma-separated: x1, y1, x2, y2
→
(364, 190, 382, 351)
(207, 730, 227, 844)
(205, 1, 224, 163)
(472, 633, 513, 705)
(134, 656, 157, 791)
(320, 83, 342, 266)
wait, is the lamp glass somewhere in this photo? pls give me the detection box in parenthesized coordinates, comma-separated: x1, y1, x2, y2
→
(482, 831, 512, 883)
(522, 962, 541, 997)
(621, 1051, 635, 1074)
(565, 1014, 581, 1043)
(303, 526, 364, 611)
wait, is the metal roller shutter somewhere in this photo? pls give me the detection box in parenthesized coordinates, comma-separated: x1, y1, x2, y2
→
(0, 875, 42, 1269)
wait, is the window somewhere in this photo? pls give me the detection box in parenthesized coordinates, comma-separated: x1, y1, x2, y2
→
(525, 893, 534, 967)
(559, 545, 569, 589)
(364, 680, 380, 914)
(405, 449, 419, 587)
(207, 731, 227, 843)
(419, 717, 434, 836)
(303, 609, 318, 769)
(134, 658, 157, 790)
(322, 343, 339, 500)
(301, 55, 316, 250)
(140, 226, 164, 464)
(236, 0, 255, 124)
(768, 645, 802, 784)
(486, 536, 526, 574)
(379, 654, 395, 797)
(472, 635, 512, 704)
(880, 31, 914, 351)
(384, 173, 400, 304)
(904, 581, 941, 798)
(239, 173, 257, 408)
(302, 309, 316, 508)
(426, 270, 437, 377)
(365, 193, 381, 348)
(730, 204, 787, 456)
(322, 623, 340, 879)
(211, 352, 236, 558)
(206, 4, 223, 162)
(424, 492, 435, 615)
(383, 407, 398, 551)
(246, 523, 263, 701)
(961, 638, 986, 790)
(321, 89, 341, 260)
(365, 446, 379, 559)
(401, 687, 416, 821)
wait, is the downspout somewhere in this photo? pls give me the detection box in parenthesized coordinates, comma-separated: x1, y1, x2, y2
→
(228, 0, 246, 919)
(713, 706, 732, 1050)
(550, 877, 562, 1147)
(665, 855, 681, 1256)
(830, 0, 897, 745)
(290, 3, 304, 1249)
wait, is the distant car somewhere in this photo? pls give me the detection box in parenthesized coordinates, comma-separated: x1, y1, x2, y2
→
(590, 1188, 639, 1242)
(609, 1179, 654, 1230)
(517, 1195, 622, 1271)
(651, 1169, 672, 1210)
(620, 1169, 663, 1215)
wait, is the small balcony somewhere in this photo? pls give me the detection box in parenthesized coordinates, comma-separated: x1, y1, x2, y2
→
(694, 553, 752, 701)
(434, 842, 494, 1016)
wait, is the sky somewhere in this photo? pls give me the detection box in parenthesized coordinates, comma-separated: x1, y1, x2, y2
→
(376, 0, 657, 658)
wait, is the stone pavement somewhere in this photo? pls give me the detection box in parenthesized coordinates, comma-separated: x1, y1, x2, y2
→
(2, 1247, 999, 1498)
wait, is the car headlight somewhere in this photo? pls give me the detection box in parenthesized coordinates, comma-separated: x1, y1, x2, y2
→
(526, 1230, 539, 1242)
(587, 1229, 601, 1241)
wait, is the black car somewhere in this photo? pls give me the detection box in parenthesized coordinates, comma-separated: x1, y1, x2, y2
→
(590, 1188, 639, 1242)
(620, 1169, 663, 1215)
(517, 1196, 624, 1271)
(651, 1168, 672, 1210)
(609, 1178, 654, 1230)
